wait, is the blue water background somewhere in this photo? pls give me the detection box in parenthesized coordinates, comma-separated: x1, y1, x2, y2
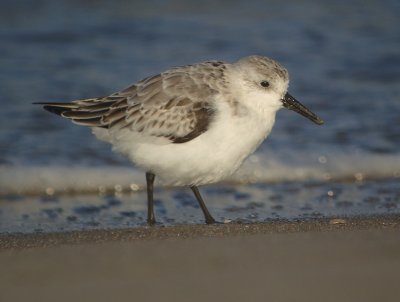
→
(0, 0, 399, 182)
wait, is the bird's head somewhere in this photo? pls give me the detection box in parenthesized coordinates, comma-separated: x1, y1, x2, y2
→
(232, 55, 324, 125)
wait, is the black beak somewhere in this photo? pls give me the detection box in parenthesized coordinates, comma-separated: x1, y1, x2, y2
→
(281, 92, 324, 125)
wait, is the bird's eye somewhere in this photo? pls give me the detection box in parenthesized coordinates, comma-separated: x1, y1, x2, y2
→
(260, 81, 270, 88)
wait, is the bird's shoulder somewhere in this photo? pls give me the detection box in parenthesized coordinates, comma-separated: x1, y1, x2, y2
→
(112, 60, 230, 105)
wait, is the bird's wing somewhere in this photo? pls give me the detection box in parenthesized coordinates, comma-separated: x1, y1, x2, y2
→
(37, 61, 228, 143)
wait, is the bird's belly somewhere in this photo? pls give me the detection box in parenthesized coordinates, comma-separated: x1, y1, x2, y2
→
(126, 111, 275, 186)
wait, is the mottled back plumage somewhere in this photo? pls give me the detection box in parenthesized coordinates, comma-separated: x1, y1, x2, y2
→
(40, 61, 229, 143)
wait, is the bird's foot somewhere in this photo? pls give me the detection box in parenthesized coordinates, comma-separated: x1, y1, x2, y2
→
(205, 218, 223, 225)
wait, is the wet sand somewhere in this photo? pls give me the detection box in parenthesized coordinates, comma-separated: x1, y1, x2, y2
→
(1, 215, 400, 301)
(1, 215, 400, 249)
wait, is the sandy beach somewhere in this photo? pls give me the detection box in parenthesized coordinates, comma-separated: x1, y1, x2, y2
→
(1, 215, 400, 302)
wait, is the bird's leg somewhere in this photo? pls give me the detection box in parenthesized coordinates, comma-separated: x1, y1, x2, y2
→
(146, 172, 156, 225)
(190, 186, 216, 224)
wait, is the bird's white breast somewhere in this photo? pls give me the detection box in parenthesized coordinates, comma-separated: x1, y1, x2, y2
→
(102, 95, 278, 186)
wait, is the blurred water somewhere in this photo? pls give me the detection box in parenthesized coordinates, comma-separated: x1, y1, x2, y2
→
(0, 0, 400, 195)
(1, 180, 399, 233)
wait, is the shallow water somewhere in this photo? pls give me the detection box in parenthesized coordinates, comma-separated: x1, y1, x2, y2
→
(0, 1, 399, 232)
(1, 179, 399, 233)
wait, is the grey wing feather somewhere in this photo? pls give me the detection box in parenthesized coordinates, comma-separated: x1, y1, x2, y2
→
(36, 61, 228, 142)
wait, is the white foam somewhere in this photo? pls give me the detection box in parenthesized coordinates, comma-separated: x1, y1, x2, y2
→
(235, 151, 400, 183)
(1, 151, 399, 195)
(0, 166, 143, 196)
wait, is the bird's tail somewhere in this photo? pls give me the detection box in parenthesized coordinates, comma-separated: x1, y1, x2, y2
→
(33, 98, 119, 128)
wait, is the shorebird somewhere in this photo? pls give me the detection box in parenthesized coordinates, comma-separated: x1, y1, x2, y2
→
(35, 55, 323, 225)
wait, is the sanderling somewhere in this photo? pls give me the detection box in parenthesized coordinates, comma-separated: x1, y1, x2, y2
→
(35, 55, 323, 225)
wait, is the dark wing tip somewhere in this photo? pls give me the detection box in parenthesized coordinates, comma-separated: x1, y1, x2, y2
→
(33, 102, 77, 116)
(33, 102, 110, 128)
(42, 105, 67, 116)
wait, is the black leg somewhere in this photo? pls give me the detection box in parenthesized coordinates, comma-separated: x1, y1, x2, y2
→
(190, 186, 216, 224)
(146, 172, 156, 225)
